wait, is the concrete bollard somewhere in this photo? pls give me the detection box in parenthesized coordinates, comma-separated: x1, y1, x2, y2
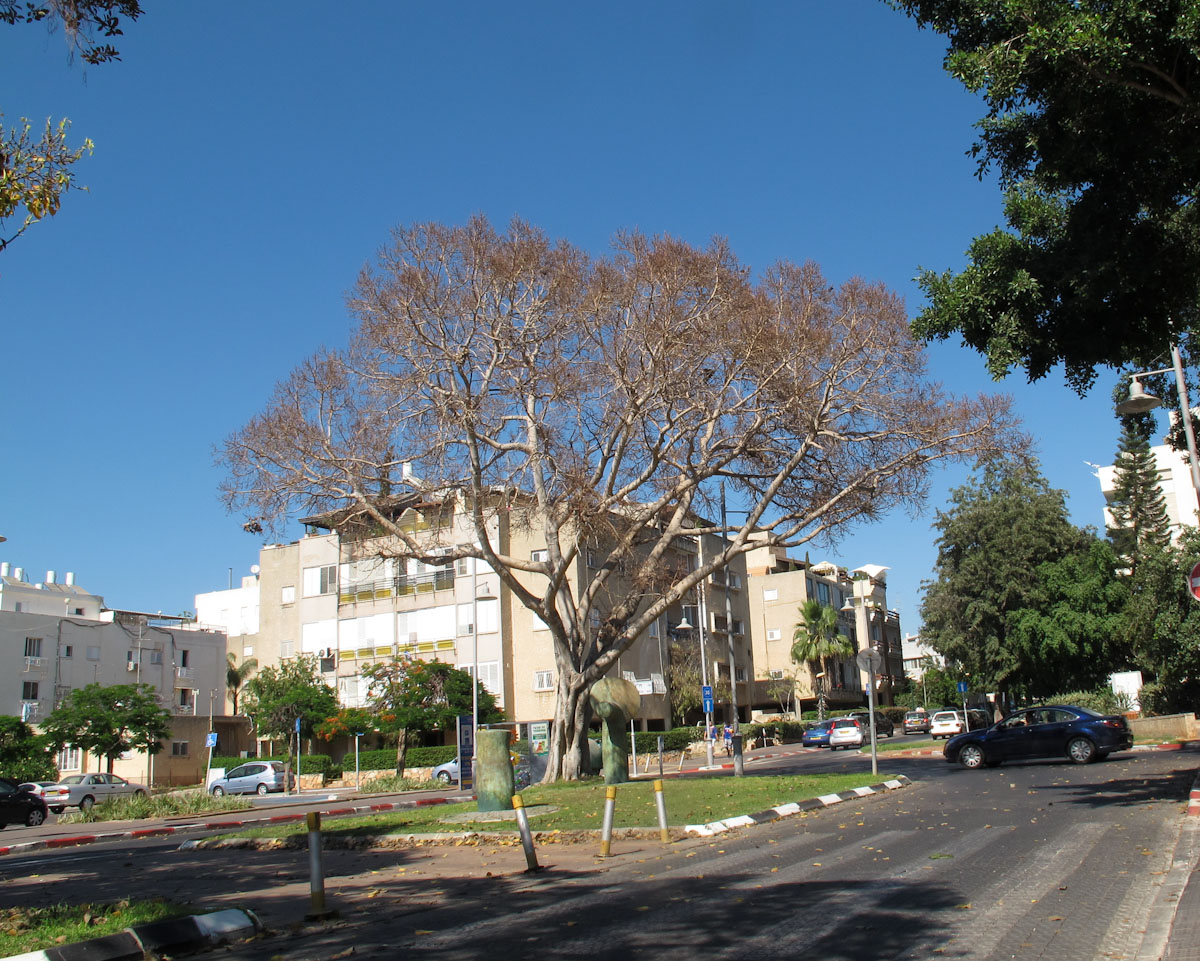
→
(304, 812, 338, 920)
(476, 729, 515, 812)
(653, 778, 669, 844)
(599, 784, 617, 857)
(512, 794, 541, 873)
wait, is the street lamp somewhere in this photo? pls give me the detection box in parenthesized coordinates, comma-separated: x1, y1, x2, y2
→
(1116, 344, 1200, 500)
(842, 585, 881, 777)
(673, 616, 714, 768)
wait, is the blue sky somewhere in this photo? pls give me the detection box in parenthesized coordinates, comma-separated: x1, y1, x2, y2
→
(1, 2, 1136, 631)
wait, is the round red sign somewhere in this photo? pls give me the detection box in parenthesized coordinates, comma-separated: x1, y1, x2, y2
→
(1189, 561, 1200, 602)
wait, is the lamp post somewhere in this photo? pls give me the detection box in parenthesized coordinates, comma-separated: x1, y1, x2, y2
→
(842, 582, 880, 777)
(1116, 343, 1200, 502)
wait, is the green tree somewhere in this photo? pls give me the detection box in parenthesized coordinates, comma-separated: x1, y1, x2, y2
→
(41, 683, 170, 773)
(1005, 538, 1130, 696)
(360, 657, 502, 775)
(920, 458, 1093, 696)
(241, 656, 338, 744)
(666, 637, 731, 723)
(225, 652, 258, 716)
(892, 0, 1200, 389)
(791, 599, 854, 720)
(1106, 423, 1174, 569)
(0, 716, 56, 782)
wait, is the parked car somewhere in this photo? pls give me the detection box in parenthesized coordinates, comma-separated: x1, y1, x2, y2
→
(801, 719, 836, 748)
(209, 761, 294, 797)
(828, 717, 865, 750)
(903, 711, 931, 735)
(17, 781, 59, 801)
(0, 779, 48, 827)
(847, 710, 895, 737)
(42, 773, 148, 813)
(945, 705, 1134, 769)
(432, 755, 528, 786)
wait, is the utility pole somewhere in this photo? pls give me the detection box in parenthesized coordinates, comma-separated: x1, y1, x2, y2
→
(720, 483, 740, 732)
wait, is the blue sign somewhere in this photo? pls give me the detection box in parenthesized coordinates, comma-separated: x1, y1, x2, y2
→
(295, 717, 302, 733)
(957, 681, 969, 694)
(701, 684, 714, 714)
(457, 714, 475, 789)
(205, 732, 218, 749)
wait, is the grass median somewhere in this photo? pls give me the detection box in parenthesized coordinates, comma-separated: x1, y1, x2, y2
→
(0, 899, 187, 957)
(218, 769, 899, 841)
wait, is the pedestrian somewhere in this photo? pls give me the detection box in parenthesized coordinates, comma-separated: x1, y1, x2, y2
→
(723, 723, 733, 756)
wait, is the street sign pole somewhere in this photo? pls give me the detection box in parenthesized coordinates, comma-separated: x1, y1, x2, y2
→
(856, 647, 882, 776)
(958, 680, 970, 730)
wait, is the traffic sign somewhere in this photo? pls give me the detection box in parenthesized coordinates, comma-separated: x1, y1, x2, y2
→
(205, 731, 218, 749)
(856, 648, 882, 673)
(1189, 561, 1200, 602)
(957, 681, 968, 694)
(701, 685, 714, 714)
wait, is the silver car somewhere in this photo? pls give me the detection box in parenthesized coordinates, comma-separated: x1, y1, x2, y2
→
(42, 773, 148, 812)
(209, 761, 294, 796)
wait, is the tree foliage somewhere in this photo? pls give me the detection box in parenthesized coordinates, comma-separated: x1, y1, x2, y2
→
(241, 656, 338, 743)
(40, 683, 170, 773)
(920, 458, 1125, 695)
(225, 652, 257, 716)
(666, 637, 731, 722)
(359, 658, 501, 775)
(1, 1, 143, 64)
(892, 0, 1200, 389)
(1106, 422, 1174, 568)
(0, 115, 92, 253)
(220, 217, 1018, 779)
(0, 716, 56, 782)
(790, 599, 854, 718)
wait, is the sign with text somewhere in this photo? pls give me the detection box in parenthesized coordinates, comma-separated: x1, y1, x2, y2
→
(457, 714, 475, 789)
(701, 685, 714, 714)
(530, 720, 550, 756)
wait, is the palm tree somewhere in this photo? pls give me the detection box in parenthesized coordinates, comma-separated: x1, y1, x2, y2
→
(791, 599, 854, 721)
(226, 652, 258, 715)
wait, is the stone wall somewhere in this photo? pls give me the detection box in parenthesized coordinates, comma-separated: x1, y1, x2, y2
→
(1128, 713, 1200, 742)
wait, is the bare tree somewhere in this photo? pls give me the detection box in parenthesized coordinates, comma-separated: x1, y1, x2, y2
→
(220, 216, 1021, 780)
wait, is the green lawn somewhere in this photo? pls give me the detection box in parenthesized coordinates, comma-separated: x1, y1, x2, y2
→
(0, 900, 187, 956)
(222, 770, 898, 841)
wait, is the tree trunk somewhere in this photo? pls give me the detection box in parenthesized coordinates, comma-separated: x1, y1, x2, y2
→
(543, 676, 591, 781)
(393, 728, 409, 776)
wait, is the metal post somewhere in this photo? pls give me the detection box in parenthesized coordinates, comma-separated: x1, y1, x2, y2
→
(1171, 343, 1200, 500)
(852, 588, 878, 777)
(657, 735, 664, 779)
(304, 811, 336, 920)
(695, 533, 714, 769)
(629, 718, 637, 775)
(512, 794, 541, 872)
(720, 483, 740, 737)
(354, 732, 361, 792)
(600, 785, 617, 857)
(653, 778, 669, 844)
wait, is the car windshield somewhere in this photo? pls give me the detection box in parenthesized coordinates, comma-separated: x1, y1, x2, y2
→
(932, 712, 958, 721)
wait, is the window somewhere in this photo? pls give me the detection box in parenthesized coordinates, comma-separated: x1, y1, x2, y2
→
(766, 628, 782, 641)
(302, 565, 337, 597)
(768, 670, 784, 679)
(530, 550, 548, 563)
(727, 573, 741, 589)
(180, 649, 190, 668)
(648, 620, 659, 638)
(13, 602, 21, 613)
(23, 637, 42, 657)
(455, 557, 472, 576)
(533, 670, 554, 691)
(243, 645, 254, 657)
(127, 650, 134, 663)
(478, 661, 501, 697)
(590, 610, 601, 630)
(57, 746, 81, 771)
(179, 689, 191, 707)
(280, 638, 295, 658)
(457, 603, 475, 636)
(735, 667, 746, 682)
(281, 585, 296, 605)
(72, 607, 84, 616)
(149, 650, 163, 665)
(86, 646, 100, 661)
(62, 645, 73, 658)
(21, 681, 38, 700)
(586, 549, 598, 568)
(171, 741, 189, 757)
(763, 588, 778, 601)
(816, 581, 831, 605)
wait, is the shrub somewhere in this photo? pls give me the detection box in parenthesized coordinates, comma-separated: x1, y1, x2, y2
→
(350, 745, 457, 771)
(60, 791, 251, 823)
(1043, 689, 1132, 716)
(210, 755, 333, 777)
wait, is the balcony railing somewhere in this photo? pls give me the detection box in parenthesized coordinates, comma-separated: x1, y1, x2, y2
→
(338, 568, 455, 604)
(176, 666, 195, 679)
(175, 704, 195, 715)
(23, 656, 46, 671)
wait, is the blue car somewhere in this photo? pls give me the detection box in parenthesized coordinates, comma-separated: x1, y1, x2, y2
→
(944, 704, 1133, 769)
(802, 719, 836, 748)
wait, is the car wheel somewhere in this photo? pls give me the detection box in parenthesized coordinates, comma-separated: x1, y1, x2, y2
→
(211, 786, 225, 797)
(133, 790, 146, 799)
(50, 806, 63, 814)
(79, 795, 95, 812)
(25, 808, 45, 827)
(256, 783, 269, 796)
(958, 744, 985, 769)
(436, 771, 452, 784)
(1068, 737, 1096, 764)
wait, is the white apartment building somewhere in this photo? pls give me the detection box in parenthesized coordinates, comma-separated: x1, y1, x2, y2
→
(205, 498, 902, 740)
(1096, 439, 1200, 543)
(0, 565, 231, 785)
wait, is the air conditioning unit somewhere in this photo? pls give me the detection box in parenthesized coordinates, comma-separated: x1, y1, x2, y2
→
(126, 662, 136, 672)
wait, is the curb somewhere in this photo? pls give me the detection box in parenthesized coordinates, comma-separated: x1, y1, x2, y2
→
(0, 795, 465, 858)
(1189, 768, 1200, 817)
(684, 775, 913, 836)
(3, 908, 259, 961)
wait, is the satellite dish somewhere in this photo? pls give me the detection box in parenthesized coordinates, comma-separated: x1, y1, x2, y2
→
(250, 564, 261, 575)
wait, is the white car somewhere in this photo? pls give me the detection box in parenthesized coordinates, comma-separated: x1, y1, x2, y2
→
(828, 717, 865, 750)
(930, 710, 965, 740)
(42, 773, 148, 813)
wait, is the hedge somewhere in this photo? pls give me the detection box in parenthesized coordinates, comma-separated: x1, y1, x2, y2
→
(210, 754, 334, 776)
(349, 745, 458, 771)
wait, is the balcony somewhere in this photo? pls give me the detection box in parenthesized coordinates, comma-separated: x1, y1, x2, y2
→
(176, 666, 195, 679)
(175, 704, 195, 716)
(19, 701, 39, 721)
(23, 656, 46, 672)
(338, 568, 455, 605)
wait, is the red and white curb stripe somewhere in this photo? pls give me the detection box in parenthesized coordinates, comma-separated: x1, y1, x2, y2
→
(685, 775, 912, 836)
(0, 795, 463, 857)
(1188, 770, 1200, 816)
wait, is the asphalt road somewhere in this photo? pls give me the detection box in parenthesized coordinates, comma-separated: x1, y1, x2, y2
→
(1, 747, 1195, 961)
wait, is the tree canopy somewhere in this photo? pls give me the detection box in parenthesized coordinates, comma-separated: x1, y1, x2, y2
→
(40, 682, 170, 773)
(220, 217, 1019, 779)
(1106, 422, 1174, 568)
(241, 656, 338, 743)
(892, 0, 1200, 389)
(791, 599, 853, 719)
(0, 716, 56, 782)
